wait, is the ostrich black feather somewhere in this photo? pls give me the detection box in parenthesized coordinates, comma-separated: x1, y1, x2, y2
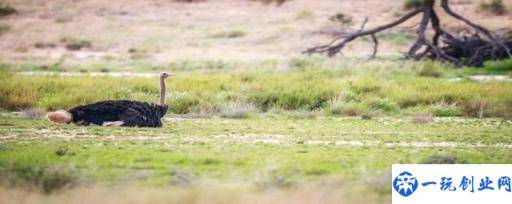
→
(68, 100, 168, 127)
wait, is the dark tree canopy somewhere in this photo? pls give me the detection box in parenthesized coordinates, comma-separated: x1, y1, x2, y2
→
(305, 0, 512, 67)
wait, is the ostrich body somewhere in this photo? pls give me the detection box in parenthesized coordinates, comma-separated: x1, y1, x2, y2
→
(46, 72, 171, 127)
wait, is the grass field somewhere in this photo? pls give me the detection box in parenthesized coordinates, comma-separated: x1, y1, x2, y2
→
(1, 57, 512, 203)
(1, 0, 512, 203)
(1, 115, 512, 203)
(2, 59, 512, 118)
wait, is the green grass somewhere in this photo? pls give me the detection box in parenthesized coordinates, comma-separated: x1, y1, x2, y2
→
(403, 0, 423, 9)
(458, 59, 512, 76)
(1, 59, 512, 118)
(0, 2, 17, 17)
(1, 116, 511, 194)
(479, 0, 507, 15)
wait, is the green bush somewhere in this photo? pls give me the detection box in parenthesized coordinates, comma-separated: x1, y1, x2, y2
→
(326, 98, 368, 116)
(252, 0, 290, 6)
(0, 72, 38, 109)
(329, 12, 353, 27)
(128, 48, 150, 60)
(0, 24, 10, 35)
(288, 56, 327, 71)
(34, 42, 57, 49)
(168, 92, 201, 114)
(479, 0, 507, 15)
(483, 59, 512, 72)
(404, 0, 423, 9)
(1, 163, 80, 193)
(60, 37, 92, 51)
(432, 103, 463, 117)
(421, 153, 467, 164)
(376, 31, 416, 46)
(1, 65, 512, 118)
(367, 98, 399, 113)
(219, 102, 255, 118)
(350, 79, 382, 94)
(169, 60, 234, 70)
(462, 99, 487, 118)
(0, 3, 17, 16)
(173, 0, 206, 2)
(416, 60, 446, 78)
(209, 30, 246, 39)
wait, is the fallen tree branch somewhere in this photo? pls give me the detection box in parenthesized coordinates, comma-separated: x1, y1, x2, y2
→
(304, 0, 512, 67)
(304, 8, 423, 56)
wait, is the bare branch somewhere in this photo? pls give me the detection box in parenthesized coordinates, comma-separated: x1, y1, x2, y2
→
(304, 0, 512, 67)
(370, 34, 378, 59)
(304, 8, 422, 56)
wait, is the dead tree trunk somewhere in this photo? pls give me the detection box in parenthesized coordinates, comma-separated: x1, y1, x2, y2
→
(304, 0, 512, 67)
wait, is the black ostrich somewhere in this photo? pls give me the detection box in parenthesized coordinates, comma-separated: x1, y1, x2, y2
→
(46, 72, 171, 127)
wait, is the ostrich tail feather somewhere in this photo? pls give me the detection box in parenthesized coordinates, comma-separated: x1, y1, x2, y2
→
(46, 110, 72, 123)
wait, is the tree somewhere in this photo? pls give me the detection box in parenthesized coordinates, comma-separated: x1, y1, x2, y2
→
(304, 0, 512, 67)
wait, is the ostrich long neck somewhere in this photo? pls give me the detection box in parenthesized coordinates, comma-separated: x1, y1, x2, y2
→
(159, 77, 166, 106)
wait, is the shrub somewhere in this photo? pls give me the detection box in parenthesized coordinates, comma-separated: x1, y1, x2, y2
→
(60, 37, 92, 51)
(432, 102, 463, 117)
(247, 72, 338, 111)
(168, 92, 201, 114)
(173, 0, 206, 2)
(421, 153, 466, 164)
(288, 56, 326, 71)
(169, 167, 195, 187)
(350, 79, 382, 94)
(328, 12, 353, 27)
(479, 0, 507, 15)
(169, 60, 233, 70)
(99, 67, 110, 73)
(367, 98, 399, 113)
(327, 97, 345, 115)
(377, 31, 416, 46)
(416, 60, 446, 78)
(2, 163, 80, 193)
(327, 100, 368, 116)
(254, 169, 295, 190)
(0, 73, 38, 109)
(40, 164, 79, 193)
(410, 113, 434, 124)
(252, 0, 291, 6)
(404, 0, 423, 9)
(34, 42, 57, 49)
(0, 3, 16, 16)
(209, 30, 246, 39)
(55, 16, 73, 23)
(20, 108, 46, 119)
(0, 24, 10, 35)
(219, 102, 255, 118)
(482, 59, 512, 72)
(288, 110, 323, 119)
(296, 10, 314, 20)
(462, 99, 487, 118)
(128, 48, 150, 59)
(1, 69, 512, 118)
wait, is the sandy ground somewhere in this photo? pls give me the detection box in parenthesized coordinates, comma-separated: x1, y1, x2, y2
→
(1, 0, 511, 64)
(0, 182, 386, 204)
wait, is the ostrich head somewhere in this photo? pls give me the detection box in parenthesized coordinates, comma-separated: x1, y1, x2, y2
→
(160, 72, 171, 79)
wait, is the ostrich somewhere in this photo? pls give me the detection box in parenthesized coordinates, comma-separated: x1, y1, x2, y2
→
(46, 72, 171, 127)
